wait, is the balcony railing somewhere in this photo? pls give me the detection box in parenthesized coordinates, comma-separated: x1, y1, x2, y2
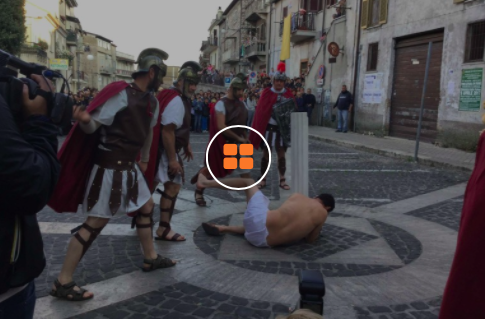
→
(208, 37, 218, 46)
(244, 41, 266, 57)
(279, 21, 284, 36)
(99, 65, 114, 74)
(66, 30, 77, 43)
(116, 51, 135, 61)
(116, 69, 133, 77)
(291, 12, 316, 32)
(21, 43, 48, 65)
(222, 50, 239, 63)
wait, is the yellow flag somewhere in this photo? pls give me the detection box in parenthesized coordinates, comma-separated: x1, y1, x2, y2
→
(280, 15, 291, 61)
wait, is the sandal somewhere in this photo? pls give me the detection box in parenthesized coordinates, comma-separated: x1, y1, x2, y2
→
(258, 178, 267, 189)
(194, 189, 207, 207)
(49, 279, 93, 301)
(202, 223, 222, 236)
(279, 178, 290, 190)
(190, 167, 207, 185)
(142, 254, 176, 272)
(155, 222, 186, 242)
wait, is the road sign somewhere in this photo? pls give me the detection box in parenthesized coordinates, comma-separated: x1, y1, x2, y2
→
(224, 77, 231, 88)
(50, 59, 69, 70)
(318, 65, 325, 79)
(249, 71, 257, 84)
(316, 79, 324, 86)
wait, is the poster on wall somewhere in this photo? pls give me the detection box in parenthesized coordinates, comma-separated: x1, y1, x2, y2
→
(362, 73, 383, 104)
(459, 68, 483, 112)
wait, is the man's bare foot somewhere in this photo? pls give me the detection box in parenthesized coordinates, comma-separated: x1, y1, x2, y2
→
(196, 173, 209, 190)
(51, 279, 93, 300)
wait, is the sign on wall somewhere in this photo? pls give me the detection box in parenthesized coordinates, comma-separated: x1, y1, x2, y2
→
(459, 68, 483, 112)
(362, 73, 383, 104)
(249, 71, 257, 84)
(224, 77, 231, 88)
(49, 59, 69, 70)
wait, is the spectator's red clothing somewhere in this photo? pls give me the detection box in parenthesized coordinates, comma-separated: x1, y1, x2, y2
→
(209, 101, 216, 116)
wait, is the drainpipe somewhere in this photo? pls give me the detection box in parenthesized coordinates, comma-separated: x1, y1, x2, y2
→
(351, 0, 363, 132)
(267, 1, 272, 73)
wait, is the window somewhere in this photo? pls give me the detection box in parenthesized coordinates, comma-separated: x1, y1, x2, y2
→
(300, 60, 308, 76)
(283, 6, 289, 18)
(301, 0, 323, 12)
(367, 43, 378, 71)
(465, 20, 485, 62)
(361, 0, 388, 29)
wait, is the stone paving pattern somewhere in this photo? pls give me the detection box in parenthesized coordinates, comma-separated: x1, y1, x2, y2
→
(73, 282, 292, 319)
(36, 234, 143, 298)
(354, 296, 442, 319)
(193, 215, 421, 278)
(307, 141, 469, 208)
(405, 197, 463, 231)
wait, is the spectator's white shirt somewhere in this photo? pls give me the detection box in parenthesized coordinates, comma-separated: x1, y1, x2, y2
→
(161, 95, 185, 129)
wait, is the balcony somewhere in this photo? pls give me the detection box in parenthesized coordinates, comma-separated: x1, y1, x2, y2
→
(245, 2, 267, 24)
(66, 30, 77, 45)
(202, 37, 218, 54)
(99, 65, 114, 74)
(290, 12, 317, 44)
(20, 43, 48, 65)
(116, 51, 135, 62)
(116, 69, 133, 78)
(222, 50, 239, 64)
(244, 41, 266, 59)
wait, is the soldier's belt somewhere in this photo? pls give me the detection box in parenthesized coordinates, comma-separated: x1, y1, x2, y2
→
(94, 150, 137, 171)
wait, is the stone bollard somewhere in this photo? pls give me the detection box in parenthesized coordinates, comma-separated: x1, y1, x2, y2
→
(290, 112, 309, 196)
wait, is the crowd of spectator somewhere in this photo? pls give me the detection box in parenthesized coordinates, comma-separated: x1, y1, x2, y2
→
(69, 87, 99, 108)
(191, 72, 317, 132)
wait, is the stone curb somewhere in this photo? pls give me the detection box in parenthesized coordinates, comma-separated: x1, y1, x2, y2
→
(309, 134, 473, 172)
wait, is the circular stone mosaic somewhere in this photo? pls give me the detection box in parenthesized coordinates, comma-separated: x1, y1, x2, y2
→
(193, 213, 422, 278)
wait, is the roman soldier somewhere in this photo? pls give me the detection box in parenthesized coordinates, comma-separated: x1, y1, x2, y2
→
(190, 73, 250, 206)
(249, 62, 295, 190)
(48, 48, 175, 301)
(148, 61, 201, 241)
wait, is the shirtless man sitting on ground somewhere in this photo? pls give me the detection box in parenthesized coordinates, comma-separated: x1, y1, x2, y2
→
(197, 174, 335, 247)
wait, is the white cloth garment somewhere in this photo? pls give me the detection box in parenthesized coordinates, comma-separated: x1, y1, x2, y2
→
(82, 91, 158, 218)
(155, 95, 185, 185)
(243, 191, 270, 248)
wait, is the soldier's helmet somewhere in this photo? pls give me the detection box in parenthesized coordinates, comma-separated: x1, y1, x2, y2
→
(177, 61, 202, 84)
(132, 48, 169, 79)
(230, 73, 248, 90)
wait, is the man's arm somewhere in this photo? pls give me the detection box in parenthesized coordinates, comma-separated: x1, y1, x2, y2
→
(348, 93, 354, 111)
(333, 95, 339, 108)
(0, 96, 60, 216)
(305, 221, 324, 244)
(216, 112, 248, 143)
(162, 124, 177, 163)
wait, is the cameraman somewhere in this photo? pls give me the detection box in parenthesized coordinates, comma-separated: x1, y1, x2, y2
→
(0, 74, 60, 318)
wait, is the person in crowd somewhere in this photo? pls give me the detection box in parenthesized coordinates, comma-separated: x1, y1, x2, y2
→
(0, 74, 59, 318)
(149, 61, 201, 242)
(48, 48, 175, 301)
(194, 96, 203, 133)
(333, 84, 353, 133)
(202, 98, 210, 132)
(197, 174, 335, 249)
(304, 88, 316, 120)
(246, 92, 257, 127)
(296, 92, 305, 112)
(269, 67, 276, 79)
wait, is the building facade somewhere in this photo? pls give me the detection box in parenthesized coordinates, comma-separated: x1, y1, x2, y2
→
(356, 0, 484, 147)
(81, 31, 117, 90)
(115, 51, 135, 83)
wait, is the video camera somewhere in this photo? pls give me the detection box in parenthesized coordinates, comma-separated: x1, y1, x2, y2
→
(0, 48, 73, 126)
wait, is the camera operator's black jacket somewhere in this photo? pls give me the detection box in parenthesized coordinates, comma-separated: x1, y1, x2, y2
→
(0, 95, 60, 294)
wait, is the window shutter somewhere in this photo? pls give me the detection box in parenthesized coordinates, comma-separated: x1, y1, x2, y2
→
(361, 0, 370, 29)
(310, 0, 319, 11)
(379, 0, 388, 25)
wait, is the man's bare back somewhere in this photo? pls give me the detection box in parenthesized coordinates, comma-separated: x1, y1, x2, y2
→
(266, 194, 328, 247)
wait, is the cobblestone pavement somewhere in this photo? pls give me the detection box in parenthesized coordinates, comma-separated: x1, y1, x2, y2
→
(33, 133, 468, 319)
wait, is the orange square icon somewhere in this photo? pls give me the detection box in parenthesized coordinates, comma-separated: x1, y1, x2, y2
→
(224, 157, 238, 169)
(224, 144, 237, 156)
(239, 158, 253, 170)
(239, 144, 253, 156)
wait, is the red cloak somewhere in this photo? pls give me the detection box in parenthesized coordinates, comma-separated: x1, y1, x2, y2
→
(249, 87, 294, 149)
(439, 131, 485, 319)
(206, 99, 234, 178)
(48, 81, 130, 213)
(143, 88, 181, 190)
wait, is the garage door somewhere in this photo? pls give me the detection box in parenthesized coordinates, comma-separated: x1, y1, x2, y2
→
(390, 31, 444, 142)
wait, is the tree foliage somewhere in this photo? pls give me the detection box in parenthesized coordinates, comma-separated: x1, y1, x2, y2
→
(0, 0, 26, 55)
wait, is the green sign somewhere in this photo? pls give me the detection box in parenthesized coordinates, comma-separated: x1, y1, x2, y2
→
(459, 68, 483, 111)
(49, 59, 69, 71)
